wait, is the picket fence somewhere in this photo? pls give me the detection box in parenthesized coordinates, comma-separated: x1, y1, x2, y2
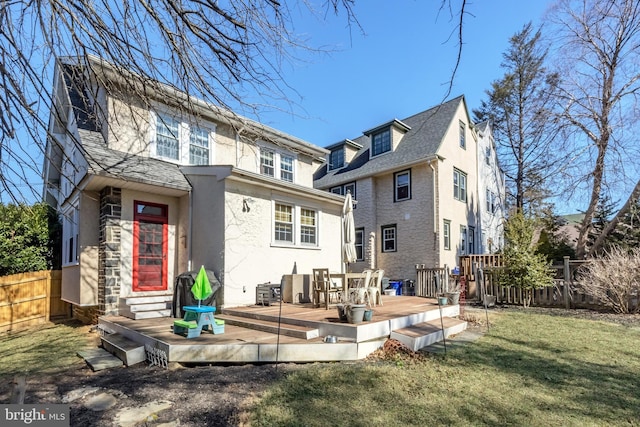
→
(416, 256, 603, 309)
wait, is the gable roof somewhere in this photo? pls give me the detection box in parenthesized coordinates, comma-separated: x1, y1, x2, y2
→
(314, 96, 467, 188)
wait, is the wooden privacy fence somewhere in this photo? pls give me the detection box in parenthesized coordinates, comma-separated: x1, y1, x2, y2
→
(0, 270, 70, 333)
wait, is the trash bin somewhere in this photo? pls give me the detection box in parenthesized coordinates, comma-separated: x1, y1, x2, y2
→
(404, 279, 416, 296)
(389, 280, 403, 296)
(172, 269, 222, 318)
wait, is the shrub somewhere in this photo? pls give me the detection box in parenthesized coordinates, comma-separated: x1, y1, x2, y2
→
(0, 202, 61, 275)
(578, 246, 640, 314)
(499, 212, 555, 307)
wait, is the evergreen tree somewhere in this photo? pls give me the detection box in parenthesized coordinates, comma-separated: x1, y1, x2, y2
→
(474, 22, 560, 214)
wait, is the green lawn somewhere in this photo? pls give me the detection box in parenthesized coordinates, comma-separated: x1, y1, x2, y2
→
(249, 310, 640, 427)
(0, 320, 95, 378)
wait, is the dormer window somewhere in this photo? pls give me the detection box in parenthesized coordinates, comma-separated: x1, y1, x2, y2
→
(329, 148, 344, 170)
(371, 129, 391, 156)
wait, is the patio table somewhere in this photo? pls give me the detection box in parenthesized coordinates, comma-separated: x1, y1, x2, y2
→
(174, 306, 218, 338)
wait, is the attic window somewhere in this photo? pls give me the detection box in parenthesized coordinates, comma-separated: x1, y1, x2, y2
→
(371, 129, 391, 156)
(329, 148, 344, 170)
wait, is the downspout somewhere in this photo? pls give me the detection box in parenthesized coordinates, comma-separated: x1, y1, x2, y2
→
(187, 188, 193, 272)
(429, 159, 437, 234)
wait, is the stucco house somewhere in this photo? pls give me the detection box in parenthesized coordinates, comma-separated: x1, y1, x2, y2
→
(43, 56, 345, 320)
(313, 96, 505, 282)
(475, 120, 505, 254)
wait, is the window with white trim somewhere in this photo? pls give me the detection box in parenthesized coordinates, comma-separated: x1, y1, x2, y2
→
(62, 204, 79, 266)
(486, 188, 496, 214)
(189, 127, 210, 165)
(153, 112, 213, 164)
(300, 208, 317, 244)
(454, 168, 467, 202)
(459, 120, 466, 149)
(395, 170, 411, 201)
(274, 203, 293, 243)
(381, 224, 397, 252)
(460, 225, 467, 255)
(329, 182, 357, 208)
(372, 129, 391, 156)
(273, 202, 319, 247)
(355, 227, 364, 261)
(329, 148, 344, 170)
(260, 147, 296, 182)
(443, 220, 451, 250)
(156, 115, 180, 160)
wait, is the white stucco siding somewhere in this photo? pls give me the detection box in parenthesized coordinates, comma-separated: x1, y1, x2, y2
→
(221, 182, 343, 307)
(106, 95, 152, 155)
(435, 105, 479, 269)
(119, 190, 181, 297)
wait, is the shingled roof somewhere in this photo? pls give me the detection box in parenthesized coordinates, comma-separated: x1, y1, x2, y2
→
(314, 96, 466, 188)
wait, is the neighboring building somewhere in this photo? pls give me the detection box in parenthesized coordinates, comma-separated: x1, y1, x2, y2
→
(43, 56, 345, 319)
(475, 120, 505, 253)
(314, 96, 506, 282)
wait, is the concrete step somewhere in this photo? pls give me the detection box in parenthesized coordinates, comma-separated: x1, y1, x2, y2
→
(215, 314, 320, 340)
(101, 333, 146, 366)
(119, 295, 173, 320)
(390, 317, 467, 351)
(77, 348, 123, 371)
(120, 294, 173, 305)
(120, 307, 172, 320)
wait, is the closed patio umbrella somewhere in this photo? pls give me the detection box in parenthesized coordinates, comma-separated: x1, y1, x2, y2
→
(343, 192, 357, 267)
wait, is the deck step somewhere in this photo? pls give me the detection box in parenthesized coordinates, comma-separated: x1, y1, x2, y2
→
(390, 317, 467, 351)
(101, 333, 146, 366)
(215, 314, 319, 340)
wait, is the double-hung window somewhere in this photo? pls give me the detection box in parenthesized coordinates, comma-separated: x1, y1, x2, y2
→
(154, 112, 213, 164)
(300, 208, 317, 244)
(62, 203, 79, 266)
(274, 203, 293, 243)
(273, 202, 319, 247)
(329, 182, 357, 208)
(381, 224, 397, 252)
(260, 148, 295, 182)
(355, 228, 364, 261)
(280, 154, 294, 182)
(395, 170, 411, 201)
(460, 225, 467, 255)
(468, 226, 475, 254)
(156, 115, 181, 160)
(261, 150, 275, 177)
(443, 220, 451, 250)
(371, 129, 391, 156)
(459, 120, 466, 149)
(189, 127, 210, 165)
(454, 168, 467, 202)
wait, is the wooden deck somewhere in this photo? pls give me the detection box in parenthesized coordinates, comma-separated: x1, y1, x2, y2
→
(98, 296, 465, 364)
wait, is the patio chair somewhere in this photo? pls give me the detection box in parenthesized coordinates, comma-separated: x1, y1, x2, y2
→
(348, 269, 372, 305)
(367, 269, 385, 306)
(313, 268, 341, 309)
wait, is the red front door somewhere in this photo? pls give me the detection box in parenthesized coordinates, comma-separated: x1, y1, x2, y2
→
(133, 201, 168, 292)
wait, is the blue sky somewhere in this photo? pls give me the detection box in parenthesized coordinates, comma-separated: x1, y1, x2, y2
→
(251, 1, 552, 147)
